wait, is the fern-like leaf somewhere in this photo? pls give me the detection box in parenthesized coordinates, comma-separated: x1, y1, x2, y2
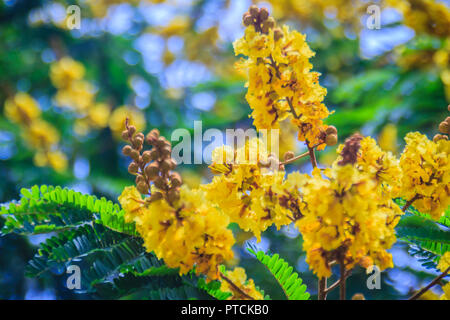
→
(248, 248, 310, 300)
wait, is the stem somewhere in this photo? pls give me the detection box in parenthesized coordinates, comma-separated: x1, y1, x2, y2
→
(408, 267, 450, 300)
(339, 262, 346, 300)
(307, 144, 318, 168)
(220, 272, 255, 300)
(280, 151, 309, 165)
(286, 97, 299, 119)
(402, 194, 420, 212)
(318, 277, 327, 300)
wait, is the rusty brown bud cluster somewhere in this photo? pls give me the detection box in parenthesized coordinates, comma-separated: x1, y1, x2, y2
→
(121, 119, 182, 204)
(433, 105, 450, 142)
(338, 133, 363, 166)
(242, 6, 282, 40)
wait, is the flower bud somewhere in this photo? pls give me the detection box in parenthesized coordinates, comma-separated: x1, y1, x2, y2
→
(439, 121, 449, 134)
(121, 130, 129, 141)
(130, 150, 140, 161)
(170, 172, 182, 187)
(154, 176, 166, 190)
(283, 151, 295, 161)
(249, 5, 259, 17)
(325, 125, 338, 135)
(149, 191, 163, 202)
(128, 162, 139, 174)
(137, 181, 148, 194)
(160, 145, 172, 158)
(243, 13, 253, 26)
(273, 28, 284, 41)
(326, 134, 338, 146)
(128, 125, 136, 136)
(142, 151, 152, 163)
(122, 145, 132, 156)
(259, 8, 269, 21)
(433, 134, 446, 142)
(150, 149, 159, 160)
(161, 158, 176, 172)
(145, 162, 159, 179)
(167, 187, 180, 203)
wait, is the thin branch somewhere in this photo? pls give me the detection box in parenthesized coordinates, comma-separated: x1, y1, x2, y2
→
(408, 267, 450, 300)
(402, 194, 420, 212)
(286, 97, 299, 119)
(307, 144, 318, 168)
(339, 262, 346, 300)
(280, 151, 309, 165)
(318, 277, 327, 300)
(220, 272, 255, 300)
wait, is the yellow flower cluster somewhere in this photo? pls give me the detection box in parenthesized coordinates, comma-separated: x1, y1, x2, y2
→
(50, 57, 110, 135)
(4, 92, 67, 172)
(119, 185, 234, 280)
(341, 136, 402, 197)
(220, 267, 264, 300)
(297, 163, 402, 278)
(387, 0, 450, 37)
(203, 138, 296, 240)
(399, 132, 450, 220)
(233, 9, 330, 149)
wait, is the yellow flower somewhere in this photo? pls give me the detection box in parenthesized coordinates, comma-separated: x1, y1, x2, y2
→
(437, 252, 450, 272)
(399, 132, 450, 220)
(378, 123, 398, 154)
(296, 164, 402, 278)
(234, 17, 329, 148)
(4, 92, 41, 124)
(220, 267, 264, 300)
(119, 186, 234, 280)
(109, 106, 145, 138)
(50, 57, 85, 89)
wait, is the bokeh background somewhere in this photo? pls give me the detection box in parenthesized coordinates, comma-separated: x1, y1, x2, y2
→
(0, 0, 449, 299)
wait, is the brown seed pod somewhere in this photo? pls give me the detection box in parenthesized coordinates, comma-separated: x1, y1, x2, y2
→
(121, 130, 129, 141)
(135, 175, 146, 185)
(160, 145, 172, 158)
(137, 181, 149, 194)
(170, 172, 182, 188)
(122, 145, 132, 156)
(439, 121, 449, 134)
(128, 162, 139, 174)
(160, 158, 176, 172)
(145, 162, 160, 179)
(283, 151, 295, 161)
(325, 125, 338, 135)
(326, 134, 338, 146)
(259, 7, 269, 21)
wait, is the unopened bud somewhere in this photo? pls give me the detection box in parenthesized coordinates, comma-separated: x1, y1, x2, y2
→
(154, 176, 166, 190)
(122, 145, 132, 156)
(130, 150, 140, 161)
(325, 125, 338, 135)
(243, 13, 253, 26)
(273, 28, 283, 41)
(142, 151, 152, 163)
(161, 158, 176, 172)
(137, 181, 148, 194)
(128, 162, 139, 174)
(128, 125, 136, 136)
(249, 5, 259, 17)
(352, 293, 365, 300)
(326, 134, 338, 146)
(170, 172, 182, 187)
(259, 8, 269, 21)
(145, 162, 159, 179)
(121, 130, 129, 141)
(149, 191, 163, 202)
(439, 121, 449, 134)
(283, 151, 295, 161)
(433, 134, 447, 142)
(167, 187, 180, 203)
